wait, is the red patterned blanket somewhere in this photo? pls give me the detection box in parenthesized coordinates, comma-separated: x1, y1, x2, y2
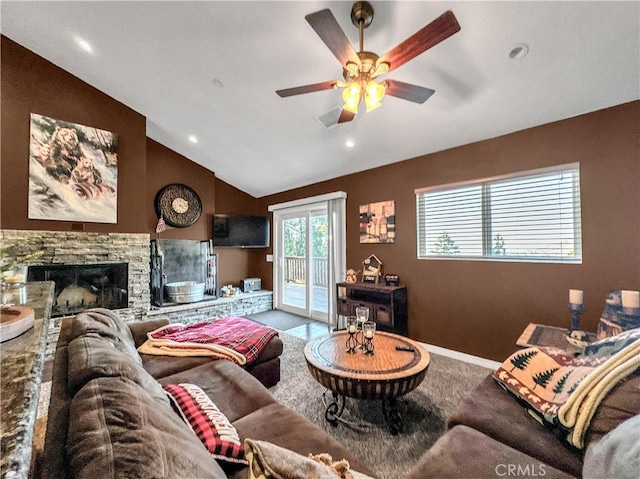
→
(137, 317, 278, 366)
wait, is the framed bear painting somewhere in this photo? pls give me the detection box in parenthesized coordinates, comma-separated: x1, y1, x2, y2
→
(28, 113, 118, 223)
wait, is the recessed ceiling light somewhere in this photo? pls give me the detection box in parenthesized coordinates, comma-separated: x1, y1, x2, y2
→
(74, 36, 93, 53)
(188, 135, 198, 144)
(212, 79, 224, 88)
(346, 140, 355, 148)
(509, 43, 529, 60)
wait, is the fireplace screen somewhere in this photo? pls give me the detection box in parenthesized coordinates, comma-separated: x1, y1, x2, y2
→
(27, 263, 128, 318)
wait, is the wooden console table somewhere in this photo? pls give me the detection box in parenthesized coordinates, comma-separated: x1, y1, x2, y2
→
(336, 282, 407, 335)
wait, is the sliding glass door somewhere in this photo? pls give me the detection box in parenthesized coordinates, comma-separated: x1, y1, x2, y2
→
(276, 208, 329, 321)
(270, 192, 346, 325)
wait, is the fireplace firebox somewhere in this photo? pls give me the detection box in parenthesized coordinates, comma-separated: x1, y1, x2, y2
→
(27, 263, 128, 318)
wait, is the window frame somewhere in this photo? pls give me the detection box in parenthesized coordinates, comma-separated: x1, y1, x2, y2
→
(415, 163, 582, 264)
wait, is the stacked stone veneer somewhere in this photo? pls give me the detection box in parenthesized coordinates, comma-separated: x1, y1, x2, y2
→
(1, 229, 150, 356)
(1, 229, 273, 358)
(147, 291, 273, 324)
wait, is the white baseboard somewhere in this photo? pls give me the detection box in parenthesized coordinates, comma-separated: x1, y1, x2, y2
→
(420, 342, 501, 370)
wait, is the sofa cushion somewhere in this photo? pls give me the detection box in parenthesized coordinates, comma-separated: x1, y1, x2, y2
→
(141, 354, 213, 380)
(71, 308, 141, 363)
(448, 375, 584, 477)
(584, 373, 640, 448)
(164, 383, 247, 465)
(583, 414, 640, 479)
(244, 439, 375, 479)
(158, 360, 277, 423)
(404, 426, 577, 479)
(67, 334, 168, 402)
(67, 376, 226, 479)
(232, 403, 376, 478)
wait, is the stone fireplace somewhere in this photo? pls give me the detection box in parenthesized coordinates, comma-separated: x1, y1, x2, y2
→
(0, 229, 150, 355)
(28, 263, 129, 318)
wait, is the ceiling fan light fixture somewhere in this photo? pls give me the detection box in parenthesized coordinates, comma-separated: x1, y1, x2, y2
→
(365, 98, 382, 113)
(364, 80, 385, 112)
(342, 82, 362, 113)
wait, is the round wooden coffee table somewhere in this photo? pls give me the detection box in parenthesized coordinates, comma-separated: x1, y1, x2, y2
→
(304, 331, 430, 434)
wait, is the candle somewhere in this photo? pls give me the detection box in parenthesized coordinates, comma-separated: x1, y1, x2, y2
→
(569, 289, 583, 305)
(364, 331, 374, 339)
(348, 324, 357, 333)
(621, 290, 640, 309)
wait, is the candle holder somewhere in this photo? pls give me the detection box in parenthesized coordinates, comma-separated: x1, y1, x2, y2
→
(568, 303, 584, 331)
(345, 316, 358, 353)
(355, 306, 369, 348)
(363, 321, 376, 355)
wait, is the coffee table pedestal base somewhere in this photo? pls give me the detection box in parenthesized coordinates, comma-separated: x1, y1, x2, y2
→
(322, 391, 404, 435)
(382, 398, 402, 435)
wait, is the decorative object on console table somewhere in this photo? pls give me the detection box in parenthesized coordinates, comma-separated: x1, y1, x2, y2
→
(385, 274, 399, 286)
(344, 268, 359, 284)
(361, 254, 382, 283)
(335, 281, 407, 335)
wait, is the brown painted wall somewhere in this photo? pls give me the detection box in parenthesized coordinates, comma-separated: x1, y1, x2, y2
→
(1, 36, 147, 233)
(214, 178, 265, 287)
(0, 36, 262, 290)
(258, 102, 640, 361)
(146, 138, 216, 239)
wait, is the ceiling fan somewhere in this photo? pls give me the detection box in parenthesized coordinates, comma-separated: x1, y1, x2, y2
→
(276, 1, 461, 124)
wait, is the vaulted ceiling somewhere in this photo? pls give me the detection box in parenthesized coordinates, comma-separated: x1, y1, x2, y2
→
(2, 1, 638, 197)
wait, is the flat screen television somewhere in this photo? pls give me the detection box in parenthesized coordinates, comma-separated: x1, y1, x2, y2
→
(212, 214, 270, 248)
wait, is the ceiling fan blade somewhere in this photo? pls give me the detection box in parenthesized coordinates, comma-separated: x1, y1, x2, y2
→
(385, 80, 435, 104)
(276, 81, 338, 98)
(378, 11, 461, 73)
(337, 109, 355, 123)
(305, 9, 360, 67)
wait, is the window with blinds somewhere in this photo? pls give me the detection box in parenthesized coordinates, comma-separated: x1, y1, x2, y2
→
(415, 164, 582, 263)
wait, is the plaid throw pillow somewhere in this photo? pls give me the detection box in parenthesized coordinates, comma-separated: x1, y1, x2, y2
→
(163, 383, 247, 465)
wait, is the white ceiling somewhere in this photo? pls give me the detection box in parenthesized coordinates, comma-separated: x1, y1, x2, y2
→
(2, 1, 638, 198)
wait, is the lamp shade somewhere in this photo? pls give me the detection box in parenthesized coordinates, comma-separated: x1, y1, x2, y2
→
(364, 80, 385, 112)
(342, 82, 362, 114)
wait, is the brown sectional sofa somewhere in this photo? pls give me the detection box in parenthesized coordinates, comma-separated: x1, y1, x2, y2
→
(43, 307, 637, 478)
(42, 310, 375, 479)
(406, 368, 640, 479)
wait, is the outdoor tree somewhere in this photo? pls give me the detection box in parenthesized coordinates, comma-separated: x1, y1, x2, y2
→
(493, 234, 506, 255)
(532, 367, 560, 390)
(284, 218, 306, 257)
(431, 232, 460, 255)
(509, 350, 538, 372)
(283, 216, 328, 258)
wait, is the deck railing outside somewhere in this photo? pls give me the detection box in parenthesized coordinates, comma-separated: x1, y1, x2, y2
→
(285, 256, 328, 286)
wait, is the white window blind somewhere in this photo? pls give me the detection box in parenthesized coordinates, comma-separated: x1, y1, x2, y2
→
(416, 164, 582, 263)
